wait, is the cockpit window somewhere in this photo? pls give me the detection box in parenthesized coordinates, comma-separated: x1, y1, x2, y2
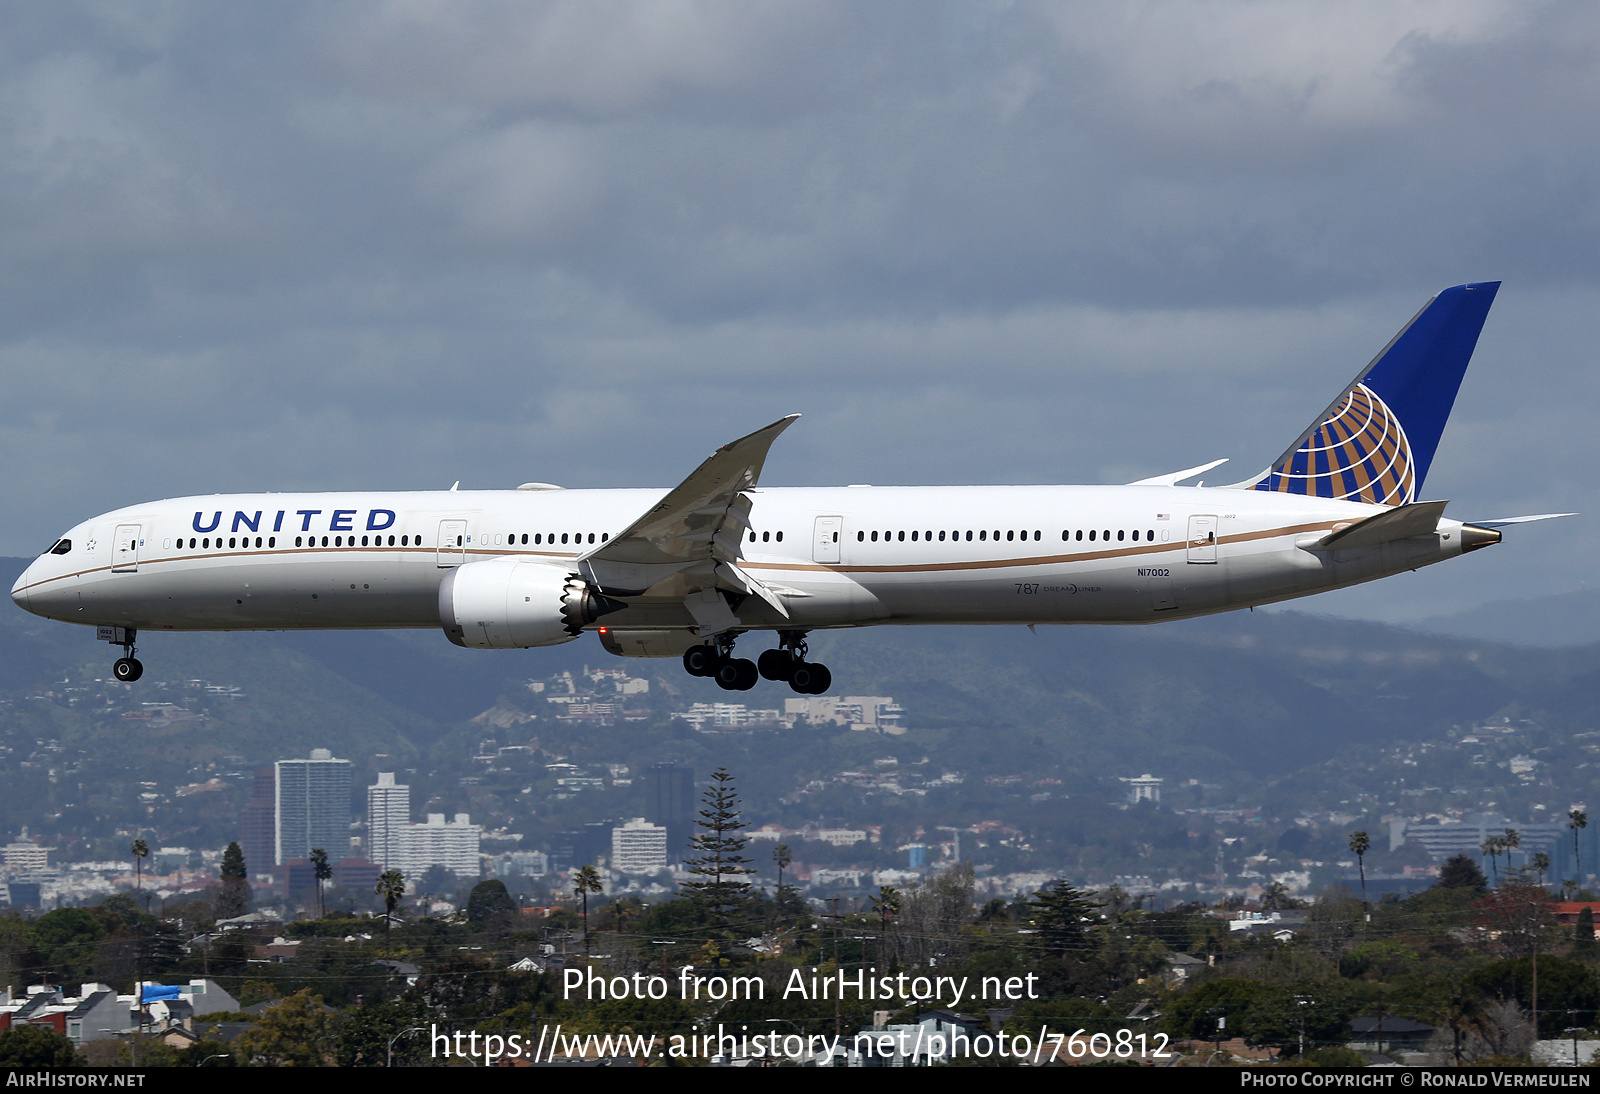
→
(47, 539, 71, 555)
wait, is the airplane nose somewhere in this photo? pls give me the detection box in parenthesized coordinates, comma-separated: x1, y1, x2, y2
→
(10, 565, 31, 612)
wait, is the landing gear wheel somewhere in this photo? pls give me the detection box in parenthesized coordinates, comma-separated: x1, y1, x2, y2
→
(683, 645, 721, 677)
(113, 657, 143, 683)
(758, 648, 794, 681)
(716, 658, 759, 691)
(789, 662, 830, 695)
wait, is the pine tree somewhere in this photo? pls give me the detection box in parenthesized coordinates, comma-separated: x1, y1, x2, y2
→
(1027, 879, 1100, 958)
(680, 768, 756, 932)
(215, 841, 252, 919)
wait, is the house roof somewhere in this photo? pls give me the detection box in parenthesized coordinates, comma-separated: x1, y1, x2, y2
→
(1350, 1015, 1436, 1035)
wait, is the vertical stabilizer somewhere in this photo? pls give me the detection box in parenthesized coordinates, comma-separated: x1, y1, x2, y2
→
(1243, 282, 1499, 504)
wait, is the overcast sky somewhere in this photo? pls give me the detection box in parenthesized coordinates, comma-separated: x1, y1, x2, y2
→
(1, 1, 1595, 623)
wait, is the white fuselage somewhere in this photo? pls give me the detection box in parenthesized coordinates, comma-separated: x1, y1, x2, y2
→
(10, 485, 1473, 643)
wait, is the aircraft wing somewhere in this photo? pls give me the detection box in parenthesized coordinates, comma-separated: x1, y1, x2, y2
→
(576, 415, 799, 625)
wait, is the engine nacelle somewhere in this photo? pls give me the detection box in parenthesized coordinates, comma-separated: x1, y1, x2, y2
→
(438, 557, 624, 649)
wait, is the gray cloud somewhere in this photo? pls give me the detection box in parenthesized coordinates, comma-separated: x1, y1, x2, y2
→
(0, 1, 1593, 623)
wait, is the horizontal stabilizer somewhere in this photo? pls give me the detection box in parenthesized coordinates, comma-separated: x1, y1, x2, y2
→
(1316, 500, 1449, 550)
(1128, 458, 1229, 487)
(1461, 513, 1576, 530)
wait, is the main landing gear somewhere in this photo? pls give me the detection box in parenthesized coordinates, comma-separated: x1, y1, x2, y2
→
(682, 630, 831, 694)
(102, 626, 143, 683)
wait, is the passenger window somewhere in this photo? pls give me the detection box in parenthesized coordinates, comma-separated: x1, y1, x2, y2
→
(268, 537, 275, 547)
(295, 536, 302, 547)
(1117, 530, 1124, 541)
(534, 534, 541, 544)
(871, 531, 878, 542)
(323, 536, 330, 547)
(1033, 530, 1040, 541)
(857, 531, 865, 541)
(939, 531, 946, 541)
(1103, 529, 1110, 540)
(1148, 529, 1155, 540)
(1006, 530, 1014, 542)
(602, 533, 609, 541)
(561, 534, 569, 544)
(229, 537, 237, 548)
(979, 530, 987, 541)
(965, 531, 972, 541)
(588, 533, 595, 544)
(775, 531, 783, 542)
(1076, 530, 1083, 541)
(1088, 530, 1096, 541)
(762, 531, 769, 542)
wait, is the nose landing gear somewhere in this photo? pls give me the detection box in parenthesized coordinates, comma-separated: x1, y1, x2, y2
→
(101, 626, 143, 683)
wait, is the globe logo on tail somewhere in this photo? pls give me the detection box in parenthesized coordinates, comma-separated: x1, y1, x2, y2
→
(1254, 383, 1415, 506)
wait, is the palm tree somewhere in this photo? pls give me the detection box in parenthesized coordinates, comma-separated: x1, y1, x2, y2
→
(1504, 828, 1522, 873)
(573, 865, 603, 955)
(1532, 852, 1551, 889)
(130, 838, 149, 898)
(1482, 837, 1502, 883)
(1349, 831, 1371, 922)
(375, 869, 405, 957)
(1571, 809, 1588, 887)
(309, 848, 332, 919)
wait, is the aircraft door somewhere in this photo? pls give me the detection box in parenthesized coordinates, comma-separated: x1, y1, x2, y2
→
(813, 516, 842, 564)
(1186, 515, 1218, 563)
(112, 524, 141, 573)
(437, 520, 468, 567)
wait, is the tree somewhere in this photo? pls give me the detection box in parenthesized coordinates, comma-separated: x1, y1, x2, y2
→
(0, 1025, 82, 1067)
(130, 838, 149, 900)
(1532, 851, 1551, 889)
(376, 869, 405, 957)
(1349, 831, 1371, 920)
(773, 842, 792, 892)
(1439, 853, 1488, 893)
(1027, 880, 1100, 958)
(216, 842, 251, 920)
(466, 879, 518, 922)
(309, 848, 332, 919)
(234, 989, 334, 1066)
(1482, 836, 1502, 884)
(1573, 810, 1589, 885)
(573, 866, 603, 954)
(872, 885, 901, 964)
(1576, 907, 1595, 951)
(680, 768, 756, 932)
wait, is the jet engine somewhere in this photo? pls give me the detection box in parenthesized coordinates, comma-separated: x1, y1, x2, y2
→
(438, 557, 625, 649)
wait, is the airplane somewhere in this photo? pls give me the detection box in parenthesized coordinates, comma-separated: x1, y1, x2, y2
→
(11, 281, 1567, 694)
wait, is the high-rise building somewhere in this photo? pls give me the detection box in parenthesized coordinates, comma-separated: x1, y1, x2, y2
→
(275, 748, 352, 866)
(365, 773, 481, 878)
(647, 762, 696, 863)
(238, 768, 276, 878)
(612, 819, 668, 873)
(401, 814, 481, 877)
(367, 773, 410, 870)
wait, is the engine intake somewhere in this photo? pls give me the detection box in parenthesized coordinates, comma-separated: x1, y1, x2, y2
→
(439, 558, 625, 649)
